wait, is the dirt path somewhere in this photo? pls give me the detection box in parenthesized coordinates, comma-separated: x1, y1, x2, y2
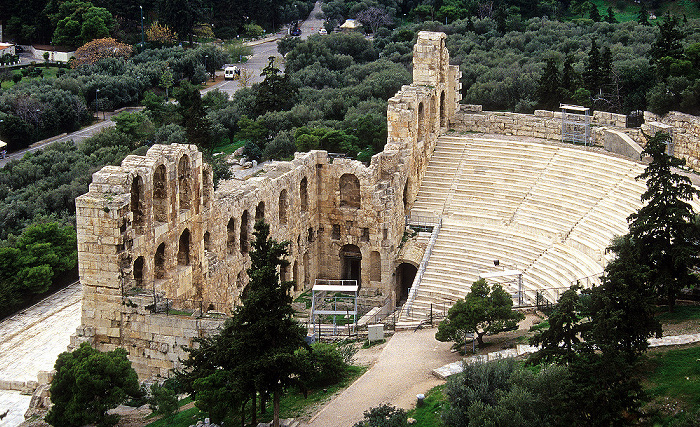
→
(301, 328, 462, 427)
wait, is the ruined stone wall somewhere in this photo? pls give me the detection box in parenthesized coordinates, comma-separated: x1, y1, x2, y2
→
(454, 105, 700, 171)
(76, 31, 461, 379)
(643, 110, 700, 169)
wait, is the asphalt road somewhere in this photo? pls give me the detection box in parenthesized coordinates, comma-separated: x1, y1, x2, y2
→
(203, 0, 325, 98)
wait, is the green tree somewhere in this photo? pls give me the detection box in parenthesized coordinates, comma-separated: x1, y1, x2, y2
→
(584, 38, 602, 94)
(529, 285, 584, 365)
(436, 278, 524, 348)
(651, 13, 685, 61)
(45, 342, 140, 427)
(50, 0, 115, 48)
(628, 132, 700, 310)
(148, 383, 178, 420)
(536, 58, 561, 110)
(585, 236, 662, 360)
(638, 3, 650, 25)
(255, 56, 298, 115)
(588, 2, 601, 21)
(174, 80, 211, 148)
(157, 0, 203, 44)
(180, 221, 307, 427)
(605, 6, 617, 23)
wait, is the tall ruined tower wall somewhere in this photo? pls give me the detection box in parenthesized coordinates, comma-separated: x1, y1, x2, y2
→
(75, 31, 460, 378)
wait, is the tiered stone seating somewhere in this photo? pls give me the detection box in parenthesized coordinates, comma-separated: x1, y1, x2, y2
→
(403, 136, 688, 320)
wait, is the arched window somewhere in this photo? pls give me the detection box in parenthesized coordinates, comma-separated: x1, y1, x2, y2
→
(153, 165, 167, 223)
(303, 252, 310, 288)
(227, 218, 235, 254)
(178, 229, 190, 265)
(202, 167, 211, 207)
(204, 231, 211, 251)
(370, 251, 381, 282)
(417, 102, 425, 141)
(279, 190, 287, 224)
(256, 201, 265, 222)
(134, 256, 144, 287)
(339, 174, 361, 209)
(131, 175, 144, 230)
(179, 155, 191, 210)
(154, 243, 166, 279)
(440, 91, 446, 128)
(293, 261, 299, 291)
(300, 177, 308, 211)
(240, 210, 249, 253)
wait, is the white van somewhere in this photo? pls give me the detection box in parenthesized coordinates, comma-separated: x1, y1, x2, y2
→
(224, 66, 240, 80)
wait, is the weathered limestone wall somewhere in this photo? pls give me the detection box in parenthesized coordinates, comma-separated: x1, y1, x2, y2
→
(454, 105, 700, 171)
(643, 110, 700, 169)
(76, 31, 461, 379)
(453, 105, 625, 145)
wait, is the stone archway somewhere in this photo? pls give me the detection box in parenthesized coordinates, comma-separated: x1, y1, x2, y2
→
(396, 262, 418, 304)
(340, 244, 362, 287)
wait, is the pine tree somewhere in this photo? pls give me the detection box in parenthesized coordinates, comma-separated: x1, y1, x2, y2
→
(638, 3, 650, 25)
(605, 7, 617, 23)
(179, 221, 307, 427)
(589, 2, 601, 21)
(536, 58, 561, 110)
(585, 236, 662, 361)
(651, 13, 685, 60)
(583, 38, 601, 93)
(628, 132, 700, 310)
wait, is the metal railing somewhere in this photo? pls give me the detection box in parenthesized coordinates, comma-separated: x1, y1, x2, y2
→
(404, 217, 442, 317)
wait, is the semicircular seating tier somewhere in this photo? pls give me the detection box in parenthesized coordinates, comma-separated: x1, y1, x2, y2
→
(406, 136, 700, 319)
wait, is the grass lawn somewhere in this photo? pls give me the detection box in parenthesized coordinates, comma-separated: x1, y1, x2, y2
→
(145, 365, 367, 427)
(1, 66, 61, 90)
(644, 346, 700, 407)
(573, 0, 700, 23)
(407, 384, 446, 427)
(212, 138, 246, 156)
(656, 305, 700, 323)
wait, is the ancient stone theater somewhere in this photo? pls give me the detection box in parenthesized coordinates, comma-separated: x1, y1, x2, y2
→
(74, 31, 700, 378)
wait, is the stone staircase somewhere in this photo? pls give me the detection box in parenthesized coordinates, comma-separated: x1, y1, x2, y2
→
(401, 136, 690, 321)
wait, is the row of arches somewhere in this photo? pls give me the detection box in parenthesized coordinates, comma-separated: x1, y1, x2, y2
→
(416, 90, 447, 141)
(133, 227, 194, 286)
(131, 155, 209, 230)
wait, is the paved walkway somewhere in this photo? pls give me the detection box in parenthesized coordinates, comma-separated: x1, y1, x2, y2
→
(302, 328, 461, 427)
(0, 282, 82, 427)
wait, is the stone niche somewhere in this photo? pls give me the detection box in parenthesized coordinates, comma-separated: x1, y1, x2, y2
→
(75, 31, 461, 379)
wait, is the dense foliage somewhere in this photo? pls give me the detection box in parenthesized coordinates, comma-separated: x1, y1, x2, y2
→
(0, 222, 77, 318)
(435, 278, 524, 348)
(628, 132, 700, 309)
(2, 0, 314, 45)
(178, 221, 328, 426)
(46, 342, 140, 427)
(371, 16, 700, 115)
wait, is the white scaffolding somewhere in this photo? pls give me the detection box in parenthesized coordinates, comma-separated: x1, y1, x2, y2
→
(310, 279, 358, 336)
(560, 104, 591, 145)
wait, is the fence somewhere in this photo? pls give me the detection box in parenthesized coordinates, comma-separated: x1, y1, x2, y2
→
(145, 293, 230, 317)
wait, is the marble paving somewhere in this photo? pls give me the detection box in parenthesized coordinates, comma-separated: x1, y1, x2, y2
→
(0, 282, 82, 427)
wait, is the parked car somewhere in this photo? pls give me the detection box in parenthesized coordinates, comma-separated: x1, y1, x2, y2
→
(290, 27, 302, 36)
(224, 66, 240, 80)
(318, 28, 327, 35)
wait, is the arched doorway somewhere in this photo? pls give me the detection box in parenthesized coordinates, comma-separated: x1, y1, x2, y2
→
(340, 244, 362, 287)
(396, 263, 418, 303)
